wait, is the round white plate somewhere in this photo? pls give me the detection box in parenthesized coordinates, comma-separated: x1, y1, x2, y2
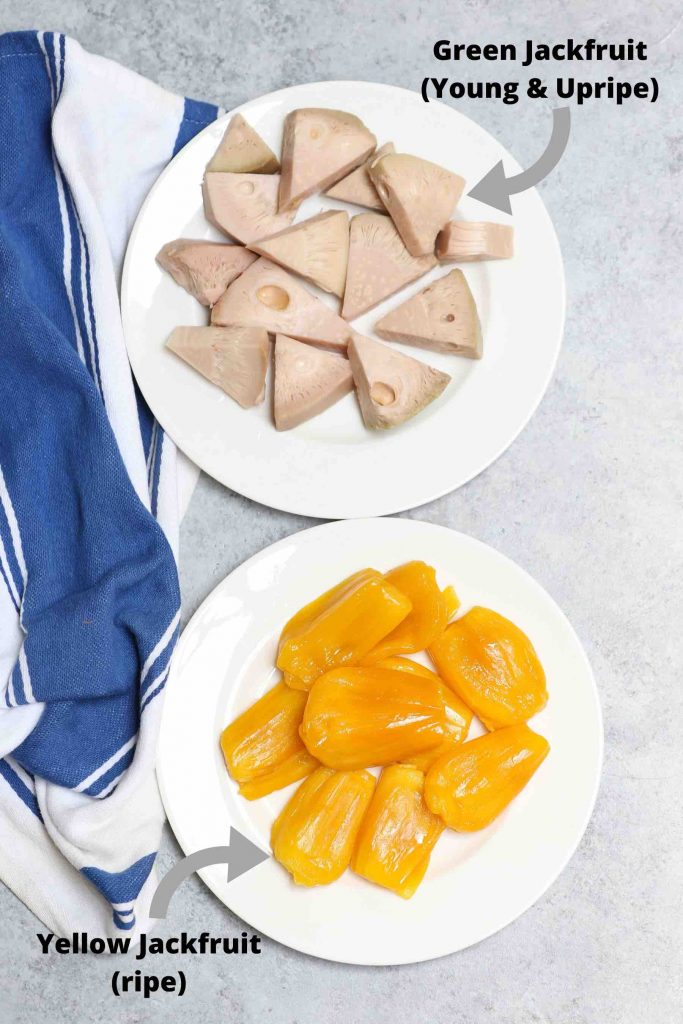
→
(157, 519, 601, 965)
(122, 81, 564, 519)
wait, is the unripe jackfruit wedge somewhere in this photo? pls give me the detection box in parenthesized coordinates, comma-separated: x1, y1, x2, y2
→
(220, 682, 318, 800)
(437, 221, 514, 262)
(156, 239, 257, 306)
(352, 764, 445, 898)
(375, 269, 483, 359)
(206, 113, 280, 174)
(166, 325, 269, 408)
(279, 108, 377, 211)
(271, 767, 375, 886)
(369, 153, 465, 256)
(300, 666, 454, 770)
(212, 258, 352, 353)
(202, 173, 294, 245)
(277, 569, 411, 689)
(274, 335, 353, 431)
(326, 141, 395, 209)
(425, 724, 550, 831)
(348, 333, 450, 430)
(429, 606, 548, 730)
(342, 213, 436, 320)
(249, 210, 350, 297)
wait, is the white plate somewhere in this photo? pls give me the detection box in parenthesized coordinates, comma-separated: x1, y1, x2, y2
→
(158, 519, 601, 965)
(122, 81, 565, 519)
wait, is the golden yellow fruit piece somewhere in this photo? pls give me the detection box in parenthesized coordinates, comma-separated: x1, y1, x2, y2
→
(277, 569, 412, 690)
(429, 606, 548, 729)
(361, 561, 453, 663)
(353, 764, 445, 898)
(220, 682, 318, 799)
(374, 657, 472, 771)
(425, 723, 550, 831)
(271, 767, 375, 886)
(300, 666, 454, 770)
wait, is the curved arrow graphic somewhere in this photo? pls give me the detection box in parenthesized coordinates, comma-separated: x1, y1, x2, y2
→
(468, 107, 571, 214)
(149, 829, 270, 919)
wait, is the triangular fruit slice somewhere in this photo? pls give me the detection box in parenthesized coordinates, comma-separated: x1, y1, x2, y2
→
(166, 325, 270, 408)
(156, 240, 257, 306)
(348, 333, 450, 430)
(211, 258, 352, 352)
(369, 153, 465, 256)
(325, 142, 395, 209)
(279, 108, 377, 211)
(342, 213, 436, 320)
(206, 114, 280, 174)
(375, 269, 482, 358)
(274, 334, 353, 430)
(202, 173, 295, 244)
(249, 211, 349, 297)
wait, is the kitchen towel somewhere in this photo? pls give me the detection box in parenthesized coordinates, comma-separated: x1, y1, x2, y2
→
(0, 31, 218, 939)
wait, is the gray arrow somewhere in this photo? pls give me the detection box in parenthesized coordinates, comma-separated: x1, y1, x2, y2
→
(468, 107, 571, 214)
(149, 829, 270, 918)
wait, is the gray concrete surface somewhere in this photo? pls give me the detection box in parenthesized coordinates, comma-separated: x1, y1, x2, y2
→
(1, 1, 682, 1022)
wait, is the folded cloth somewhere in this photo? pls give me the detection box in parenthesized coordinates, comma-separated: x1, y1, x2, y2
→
(0, 31, 218, 938)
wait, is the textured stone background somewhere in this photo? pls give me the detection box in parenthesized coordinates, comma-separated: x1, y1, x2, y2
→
(0, 2, 681, 1022)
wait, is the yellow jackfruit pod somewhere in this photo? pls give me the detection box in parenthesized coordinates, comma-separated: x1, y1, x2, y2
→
(373, 656, 472, 771)
(352, 761, 444, 897)
(425, 723, 550, 831)
(277, 569, 412, 689)
(429, 606, 548, 729)
(361, 561, 453, 663)
(300, 666, 453, 770)
(352, 764, 445, 898)
(271, 767, 376, 886)
(280, 570, 375, 651)
(220, 682, 318, 799)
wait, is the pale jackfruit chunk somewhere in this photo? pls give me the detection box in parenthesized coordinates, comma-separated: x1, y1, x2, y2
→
(202, 173, 295, 245)
(369, 154, 465, 257)
(211, 258, 352, 352)
(166, 325, 270, 407)
(375, 269, 482, 359)
(342, 213, 436, 320)
(348, 333, 450, 430)
(156, 240, 257, 306)
(248, 211, 350, 298)
(279, 108, 377, 211)
(274, 334, 353, 430)
(206, 114, 280, 174)
(436, 221, 514, 262)
(325, 142, 395, 210)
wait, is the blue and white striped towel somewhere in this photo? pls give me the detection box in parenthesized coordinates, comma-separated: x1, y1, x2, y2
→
(0, 31, 218, 938)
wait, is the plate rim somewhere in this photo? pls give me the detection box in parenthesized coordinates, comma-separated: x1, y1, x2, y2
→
(122, 81, 566, 519)
(157, 518, 603, 965)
